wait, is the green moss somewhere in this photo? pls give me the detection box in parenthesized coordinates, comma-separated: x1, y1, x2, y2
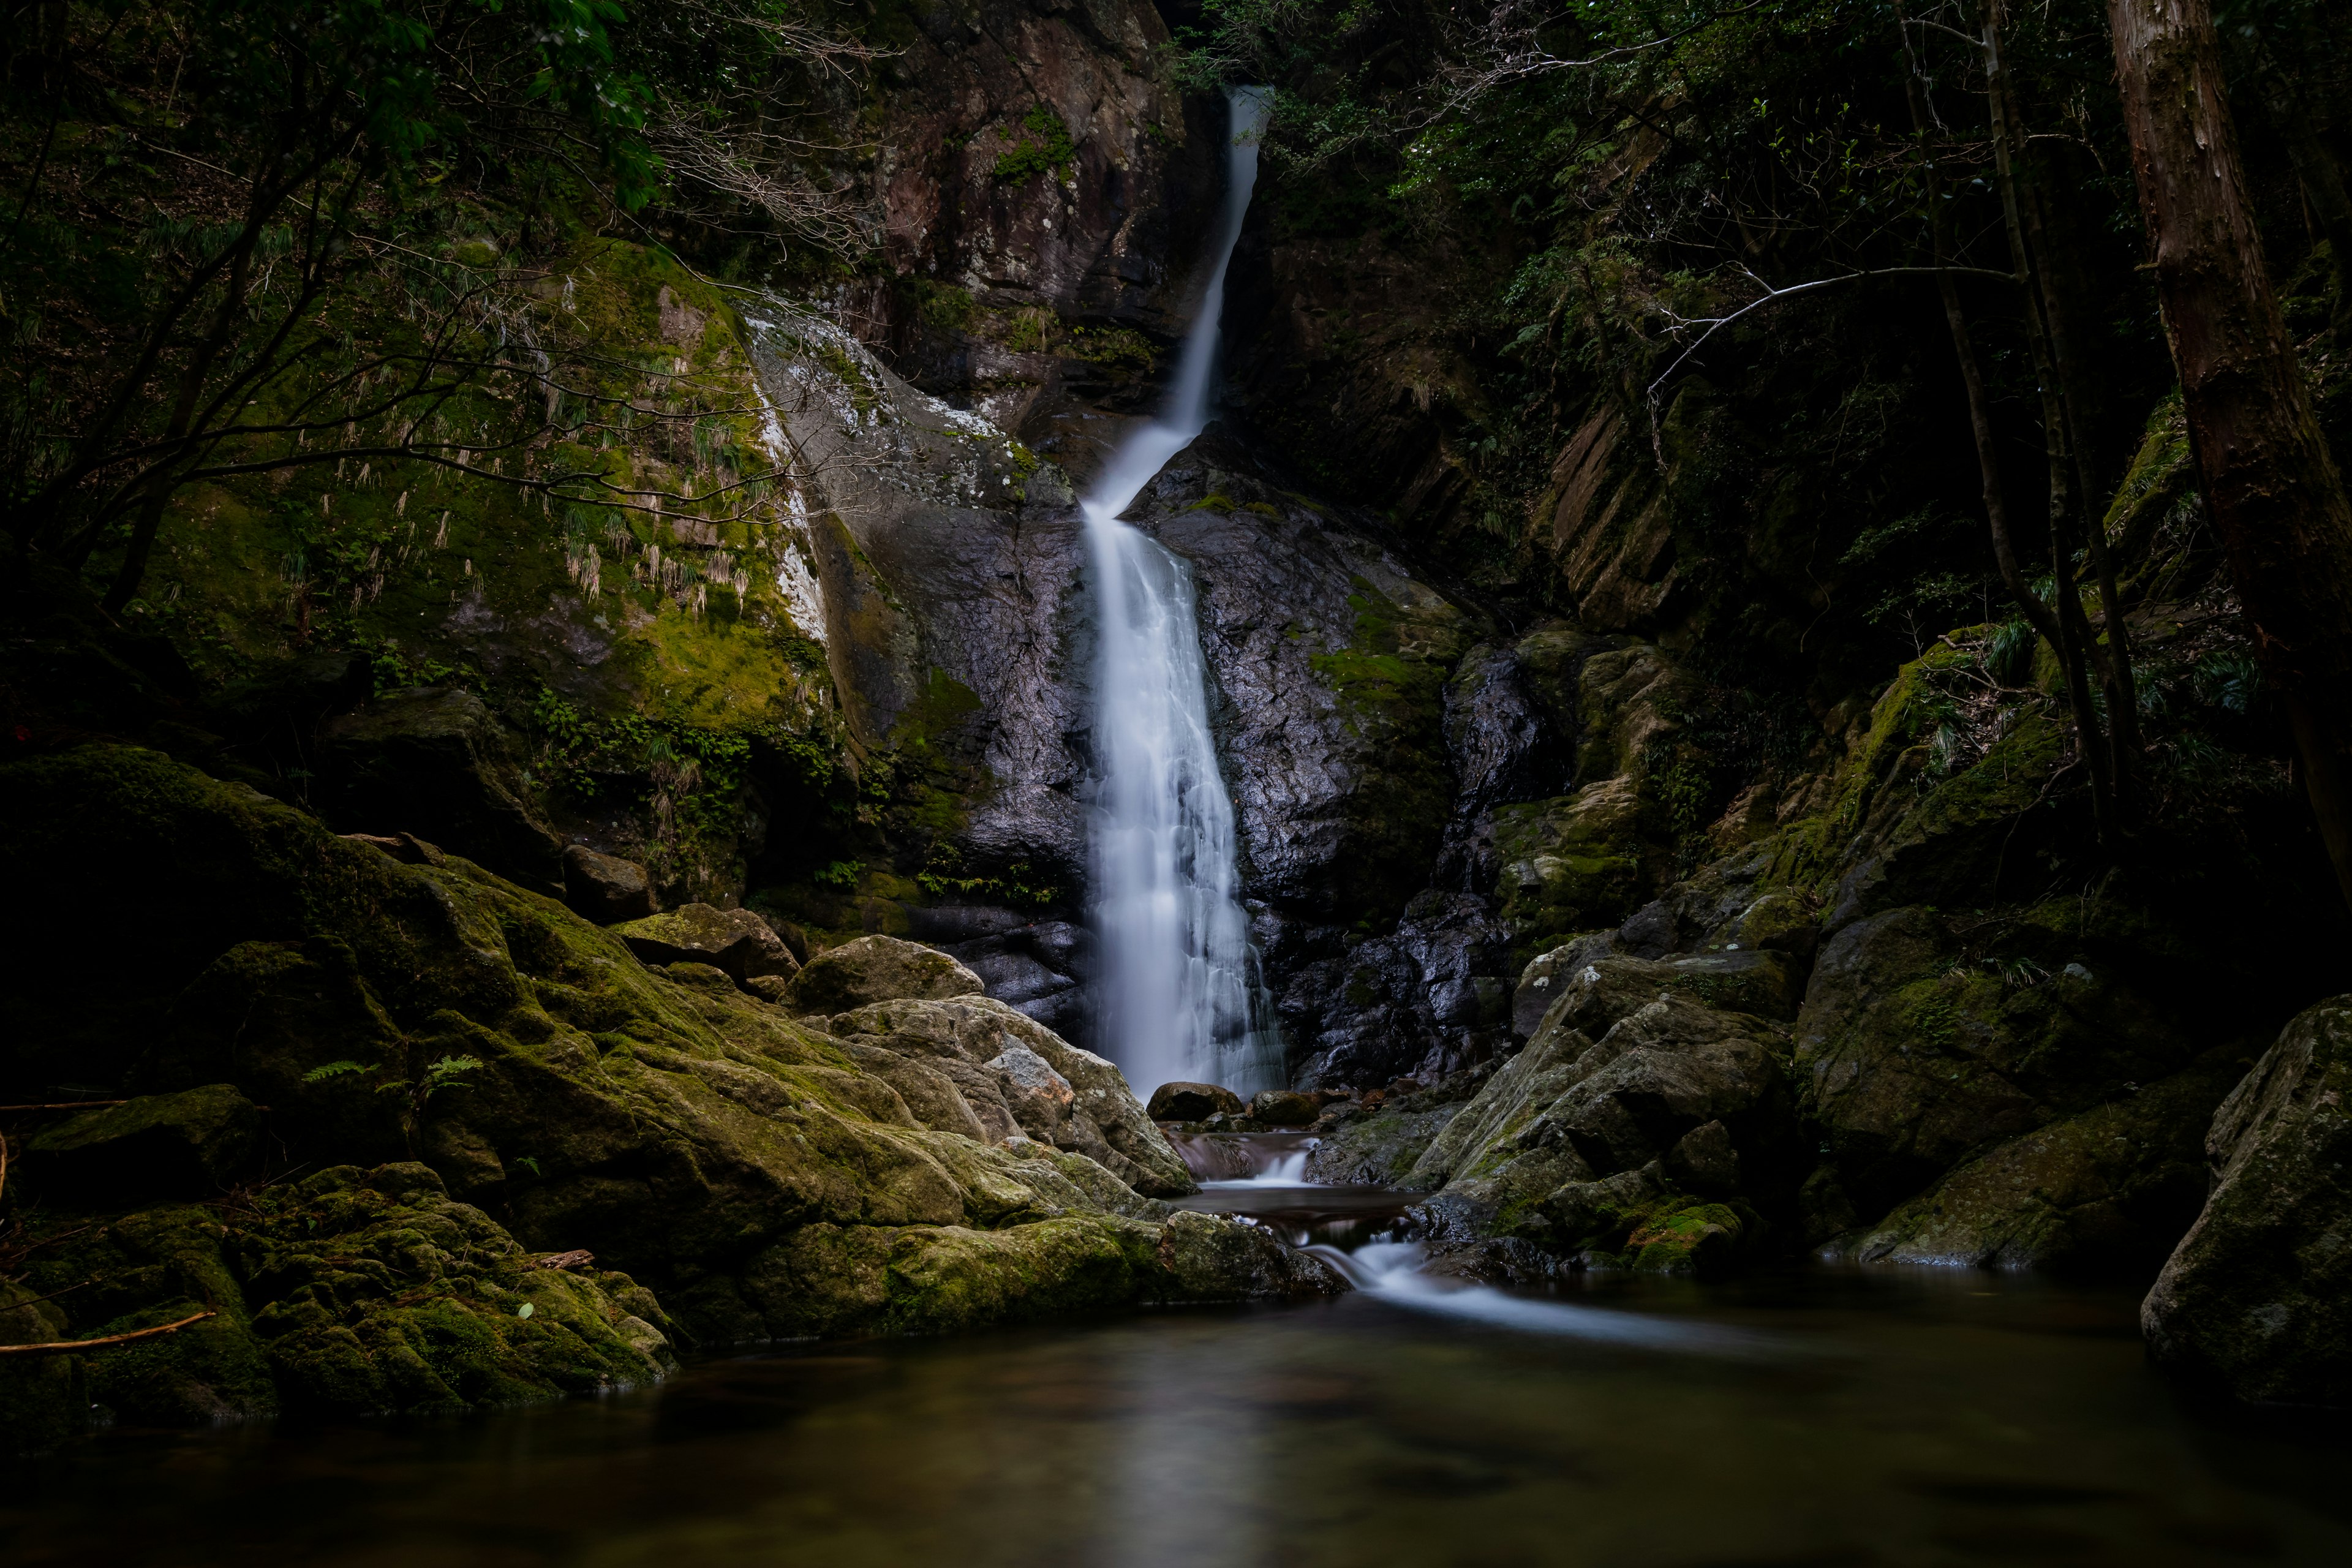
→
(110, 231, 837, 907)
(992, 104, 1077, 184)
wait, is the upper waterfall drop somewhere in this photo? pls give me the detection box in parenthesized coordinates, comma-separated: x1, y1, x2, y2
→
(1082, 86, 1284, 1102)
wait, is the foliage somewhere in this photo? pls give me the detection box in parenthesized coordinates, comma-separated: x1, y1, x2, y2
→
(992, 102, 1077, 184)
(0, 0, 865, 610)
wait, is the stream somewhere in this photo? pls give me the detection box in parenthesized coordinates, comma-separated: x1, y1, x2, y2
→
(8, 1143, 2348, 1567)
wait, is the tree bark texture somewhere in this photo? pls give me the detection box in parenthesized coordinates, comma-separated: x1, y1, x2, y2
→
(2108, 0, 2352, 909)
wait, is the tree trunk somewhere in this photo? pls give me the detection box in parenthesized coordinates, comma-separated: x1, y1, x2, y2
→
(2107, 0, 2352, 910)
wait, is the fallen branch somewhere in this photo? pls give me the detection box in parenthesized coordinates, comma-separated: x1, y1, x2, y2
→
(0, 1310, 218, 1357)
(535, 1250, 595, 1272)
(0, 1102, 129, 1113)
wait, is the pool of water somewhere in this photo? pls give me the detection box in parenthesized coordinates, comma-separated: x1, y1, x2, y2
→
(7, 1259, 2348, 1567)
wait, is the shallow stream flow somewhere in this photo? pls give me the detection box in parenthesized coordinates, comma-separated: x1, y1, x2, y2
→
(10, 1260, 2346, 1567)
(1082, 86, 1283, 1099)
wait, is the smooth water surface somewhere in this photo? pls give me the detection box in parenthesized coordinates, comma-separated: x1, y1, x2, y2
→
(9, 1268, 2348, 1567)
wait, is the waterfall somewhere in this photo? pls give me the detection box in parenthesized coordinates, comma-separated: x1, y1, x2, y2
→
(1083, 87, 1284, 1102)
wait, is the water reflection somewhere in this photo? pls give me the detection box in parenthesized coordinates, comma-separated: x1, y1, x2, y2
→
(6, 1268, 2350, 1567)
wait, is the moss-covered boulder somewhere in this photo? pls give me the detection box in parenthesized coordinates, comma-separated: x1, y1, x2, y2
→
(783, 934, 984, 1014)
(1, 1282, 86, 1456)
(13, 1202, 279, 1427)
(241, 1164, 674, 1414)
(9, 1167, 673, 1424)
(2143, 999, 2352, 1405)
(1795, 902, 2206, 1224)
(1405, 993, 1798, 1272)
(23, 1085, 262, 1206)
(822, 995, 1197, 1198)
(614, 902, 796, 988)
(1844, 1049, 2246, 1275)
(1, 745, 1319, 1368)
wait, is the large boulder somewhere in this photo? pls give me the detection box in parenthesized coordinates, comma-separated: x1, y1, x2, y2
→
(614, 903, 796, 989)
(23, 1085, 262, 1205)
(1842, 1049, 2244, 1274)
(1793, 903, 2203, 1224)
(826, 996, 1198, 1199)
(1406, 993, 1800, 1274)
(563, 845, 656, 924)
(783, 935, 984, 1014)
(2143, 999, 2352, 1405)
(1147, 1082, 1243, 1121)
(314, 685, 566, 894)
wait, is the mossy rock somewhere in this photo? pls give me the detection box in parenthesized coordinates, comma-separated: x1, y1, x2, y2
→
(1795, 902, 2208, 1224)
(0, 1283, 88, 1455)
(2144, 998, 2352, 1405)
(12, 1204, 278, 1425)
(783, 934, 984, 1014)
(1, 745, 1319, 1357)
(1847, 1049, 2245, 1275)
(24, 1085, 263, 1207)
(1490, 776, 1657, 942)
(239, 1164, 674, 1415)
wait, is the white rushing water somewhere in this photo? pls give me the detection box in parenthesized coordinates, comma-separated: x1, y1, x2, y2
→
(1200, 1148, 1312, 1188)
(1084, 87, 1284, 1102)
(1306, 1242, 1787, 1354)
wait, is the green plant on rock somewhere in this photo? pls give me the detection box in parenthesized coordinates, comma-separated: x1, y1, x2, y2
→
(992, 104, 1077, 184)
(304, 1053, 481, 1154)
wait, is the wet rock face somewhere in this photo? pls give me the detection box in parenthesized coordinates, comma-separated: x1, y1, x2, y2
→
(920, 908, 1095, 1037)
(2143, 998, 2352, 1405)
(853, 0, 1222, 431)
(1254, 607, 1698, 1090)
(1119, 432, 1472, 925)
(1278, 891, 1515, 1089)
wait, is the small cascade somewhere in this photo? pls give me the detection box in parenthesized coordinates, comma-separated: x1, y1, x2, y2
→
(1302, 1242, 1784, 1352)
(1084, 86, 1284, 1100)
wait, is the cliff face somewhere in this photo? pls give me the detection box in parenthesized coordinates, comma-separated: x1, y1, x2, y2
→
(850, 0, 1224, 452)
